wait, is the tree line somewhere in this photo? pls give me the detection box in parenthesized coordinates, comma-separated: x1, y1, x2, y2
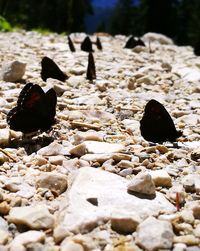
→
(0, 0, 200, 46)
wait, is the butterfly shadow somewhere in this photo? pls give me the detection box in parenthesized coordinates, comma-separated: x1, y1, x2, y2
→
(127, 190, 156, 200)
(9, 135, 55, 155)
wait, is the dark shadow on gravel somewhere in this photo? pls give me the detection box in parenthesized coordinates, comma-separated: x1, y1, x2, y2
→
(9, 135, 54, 155)
(127, 190, 156, 200)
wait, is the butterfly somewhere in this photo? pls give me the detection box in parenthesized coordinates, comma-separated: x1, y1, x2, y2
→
(96, 37, 102, 50)
(124, 36, 145, 49)
(68, 36, 76, 52)
(41, 56, 68, 82)
(86, 52, 96, 81)
(140, 99, 182, 143)
(81, 36, 93, 52)
(7, 83, 57, 134)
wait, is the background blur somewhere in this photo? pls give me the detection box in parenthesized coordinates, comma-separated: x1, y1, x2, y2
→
(0, 0, 200, 46)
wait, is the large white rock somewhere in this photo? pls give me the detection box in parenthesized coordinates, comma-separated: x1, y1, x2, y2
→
(136, 216, 174, 250)
(54, 167, 175, 242)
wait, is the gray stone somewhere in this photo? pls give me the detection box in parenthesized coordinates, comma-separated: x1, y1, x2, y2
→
(136, 216, 174, 251)
(7, 205, 54, 229)
(36, 172, 68, 195)
(1, 60, 26, 82)
(127, 171, 156, 195)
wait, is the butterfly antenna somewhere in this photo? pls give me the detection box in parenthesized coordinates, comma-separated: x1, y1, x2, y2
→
(68, 36, 76, 52)
(86, 52, 96, 81)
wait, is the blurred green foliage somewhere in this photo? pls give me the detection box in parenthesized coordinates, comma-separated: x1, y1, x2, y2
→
(0, 15, 12, 31)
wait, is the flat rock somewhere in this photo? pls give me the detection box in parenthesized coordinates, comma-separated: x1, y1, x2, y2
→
(54, 167, 175, 242)
(36, 172, 68, 195)
(70, 141, 125, 157)
(7, 205, 54, 229)
(0, 60, 26, 82)
(127, 171, 156, 195)
(136, 216, 174, 251)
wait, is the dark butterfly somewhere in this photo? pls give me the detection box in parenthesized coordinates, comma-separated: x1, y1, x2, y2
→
(96, 37, 102, 50)
(81, 36, 93, 52)
(41, 56, 68, 82)
(86, 52, 96, 81)
(140, 99, 182, 143)
(7, 83, 57, 134)
(124, 36, 145, 49)
(68, 36, 76, 52)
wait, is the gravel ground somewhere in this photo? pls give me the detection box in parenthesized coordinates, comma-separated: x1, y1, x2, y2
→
(0, 31, 199, 251)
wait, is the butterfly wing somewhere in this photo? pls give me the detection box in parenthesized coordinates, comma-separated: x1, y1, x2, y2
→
(17, 83, 45, 110)
(7, 83, 57, 133)
(140, 99, 181, 143)
(41, 56, 68, 82)
(7, 107, 44, 133)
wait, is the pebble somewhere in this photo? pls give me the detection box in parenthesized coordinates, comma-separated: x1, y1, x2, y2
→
(61, 240, 84, 251)
(0, 60, 26, 82)
(136, 216, 174, 251)
(0, 129, 10, 146)
(0, 230, 9, 245)
(7, 205, 54, 229)
(36, 172, 68, 195)
(9, 230, 45, 251)
(70, 141, 125, 157)
(150, 169, 172, 187)
(127, 171, 156, 195)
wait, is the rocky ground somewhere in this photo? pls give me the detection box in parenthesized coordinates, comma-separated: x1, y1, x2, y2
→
(0, 31, 199, 251)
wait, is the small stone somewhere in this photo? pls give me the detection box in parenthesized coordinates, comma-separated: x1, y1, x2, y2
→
(150, 170, 172, 187)
(172, 243, 187, 251)
(111, 211, 141, 234)
(0, 129, 11, 146)
(0, 216, 8, 231)
(0, 60, 26, 82)
(7, 205, 54, 229)
(48, 155, 65, 165)
(136, 216, 174, 251)
(61, 240, 84, 251)
(9, 230, 45, 251)
(180, 209, 195, 224)
(173, 235, 199, 245)
(128, 172, 156, 195)
(119, 168, 133, 177)
(33, 155, 48, 166)
(191, 147, 200, 161)
(36, 172, 68, 196)
(37, 141, 67, 156)
(194, 224, 200, 238)
(0, 230, 9, 245)
(182, 174, 200, 194)
(70, 141, 125, 157)
(0, 201, 10, 215)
